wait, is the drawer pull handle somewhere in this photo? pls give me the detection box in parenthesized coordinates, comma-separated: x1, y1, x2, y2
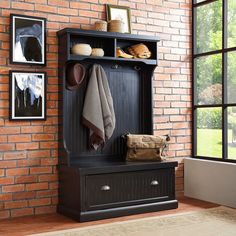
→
(101, 185, 110, 191)
(151, 180, 159, 186)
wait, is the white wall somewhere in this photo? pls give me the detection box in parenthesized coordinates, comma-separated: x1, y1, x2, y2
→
(184, 158, 236, 208)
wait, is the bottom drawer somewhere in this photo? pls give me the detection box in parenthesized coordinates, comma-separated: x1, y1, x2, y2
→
(85, 169, 174, 210)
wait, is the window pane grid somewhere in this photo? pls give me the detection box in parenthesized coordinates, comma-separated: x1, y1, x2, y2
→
(195, 0, 222, 54)
(193, 0, 236, 162)
(193, 0, 220, 8)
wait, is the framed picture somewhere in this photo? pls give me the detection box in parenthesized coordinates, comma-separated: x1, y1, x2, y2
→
(10, 71, 46, 120)
(10, 14, 46, 66)
(106, 5, 131, 33)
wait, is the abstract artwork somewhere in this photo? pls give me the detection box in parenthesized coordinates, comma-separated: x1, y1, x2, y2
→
(10, 14, 46, 65)
(10, 71, 46, 120)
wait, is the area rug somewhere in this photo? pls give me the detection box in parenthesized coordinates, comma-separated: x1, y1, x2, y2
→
(31, 206, 236, 236)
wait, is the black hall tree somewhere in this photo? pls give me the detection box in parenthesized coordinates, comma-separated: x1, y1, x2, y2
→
(57, 28, 178, 222)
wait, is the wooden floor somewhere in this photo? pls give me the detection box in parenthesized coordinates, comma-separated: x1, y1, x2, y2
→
(0, 196, 218, 236)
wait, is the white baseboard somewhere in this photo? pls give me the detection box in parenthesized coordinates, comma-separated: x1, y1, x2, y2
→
(184, 158, 236, 208)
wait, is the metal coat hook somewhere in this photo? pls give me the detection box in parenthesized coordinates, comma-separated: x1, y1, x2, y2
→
(134, 65, 141, 71)
(111, 64, 120, 69)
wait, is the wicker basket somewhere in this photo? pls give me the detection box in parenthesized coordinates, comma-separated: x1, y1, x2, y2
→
(94, 21, 107, 32)
(108, 20, 125, 33)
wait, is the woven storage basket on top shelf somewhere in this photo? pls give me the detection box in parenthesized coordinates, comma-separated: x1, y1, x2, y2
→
(94, 21, 107, 31)
(108, 20, 125, 33)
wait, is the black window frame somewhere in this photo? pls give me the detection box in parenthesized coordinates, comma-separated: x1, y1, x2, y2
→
(192, 0, 236, 163)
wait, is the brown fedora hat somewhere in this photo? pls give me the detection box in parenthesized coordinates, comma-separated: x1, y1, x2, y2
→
(66, 63, 86, 91)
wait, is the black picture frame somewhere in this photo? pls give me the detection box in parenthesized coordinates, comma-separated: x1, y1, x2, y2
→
(106, 4, 132, 33)
(10, 14, 46, 66)
(10, 71, 46, 120)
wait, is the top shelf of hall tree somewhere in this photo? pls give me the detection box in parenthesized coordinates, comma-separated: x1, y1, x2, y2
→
(57, 28, 160, 65)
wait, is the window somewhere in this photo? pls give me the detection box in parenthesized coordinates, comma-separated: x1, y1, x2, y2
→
(193, 0, 236, 162)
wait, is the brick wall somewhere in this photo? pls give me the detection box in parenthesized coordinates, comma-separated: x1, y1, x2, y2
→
(0, 0, 191, 219)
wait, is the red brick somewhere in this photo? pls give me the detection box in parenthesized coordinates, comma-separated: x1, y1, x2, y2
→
(47, 84, 59, 93)
(58, 7, 78, 16)
(29, 198, 51, 207)
(8, 135, 31, 143)
(70, 2, 90, 9)
(91, 4, 105, 12)
(0, 193, 12, 201)
(40, 158, 58, 166)
(48, 0, 69, 7)
(15, 175, 38, 184)
(0, 1, 10, 8)
(180, 108, 191, 115)
(164, 108, 180, 115)
(171, 129, 186, 136)
(36, 189, 57, 198)
(39, 174, 58, 182)
(0, 161, 17, 168)
(35, 206, 56, 215)
(27, 150, 51, 158)
(32, 134, 54, 141)
(170, 8, 186, 16)
(176, 150, 191, 156)
(165, 95, 181, 101)
(48, 14, 69, 23)
(12, 2, 34, 10)
(40, 142, 58, 149)
(49, 182, 58, 190)
(18, 159, 40, 167)
(51, 196, 58, 205)
(11, 208, 34, 217)
(16, 142, 39, 151)
(30, 167, 52, 174)
(35, 4, 57, 13)
(176, 169, 184, 178)
(44, 126, 58, 133)
(21, 126, 43, 133)
(0, 169, 4, 177)
(0, 144, 15, 151)
(4, 200, 28, 209)
(0, 135, 7, 142)
(0, 118, 4, 126)
(79, 10, 98, 18)
(169, 143, 185, 151)
(4, 151, 26, 160)
(0, 109, 7, 117)
(69, 17, 90, 25)
(0, 177, 14, 185)
(154, 101, 170, 108)
(26, 182, 48, 191)
(4, 121, 30, 127)
(185, 143, 192, 149)
(171, 102, 187, 108)
(25, 0, 47, 3)
(2, 185, 25, 193)
(170, 115, 186, 122)
(6, 168, 29, 176)
(13, 191, 36, 200)
(0, 100, 8, 108)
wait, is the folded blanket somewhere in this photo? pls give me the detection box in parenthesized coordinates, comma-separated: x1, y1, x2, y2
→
(82, 64, 116, 150)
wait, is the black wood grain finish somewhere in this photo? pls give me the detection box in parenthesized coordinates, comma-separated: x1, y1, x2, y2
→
(57, 162, 178, 222)
(63, 63, 153, 161)
(85, 169, 174, 210)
